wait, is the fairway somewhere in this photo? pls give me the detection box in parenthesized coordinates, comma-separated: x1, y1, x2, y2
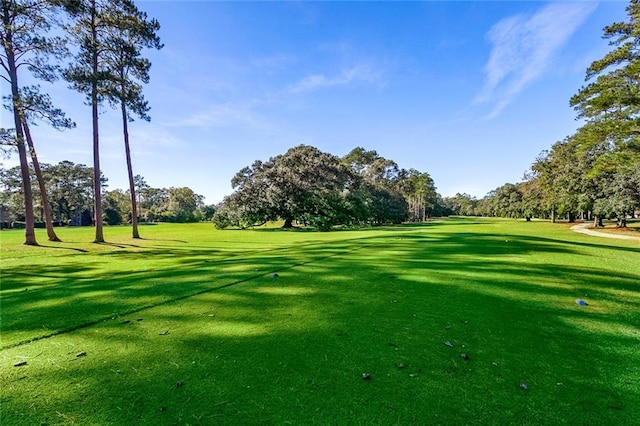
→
(1, 219, 639, 425)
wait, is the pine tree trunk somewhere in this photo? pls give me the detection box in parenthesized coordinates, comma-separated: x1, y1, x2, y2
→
(20, 114, 61, 242)
(121, 99, 140, 238)
(14, 120, 37, 245)
(91, 1, 104, 243)
(3, 17, 37, 245)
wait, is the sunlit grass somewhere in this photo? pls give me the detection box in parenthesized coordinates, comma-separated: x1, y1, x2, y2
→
(1, 219, 639, 424)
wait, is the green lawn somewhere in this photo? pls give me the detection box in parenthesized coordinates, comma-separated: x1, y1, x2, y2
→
(1, 219, 639, 425)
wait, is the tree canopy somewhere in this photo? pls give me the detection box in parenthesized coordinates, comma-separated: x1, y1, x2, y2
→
(213, 145, 437, 230)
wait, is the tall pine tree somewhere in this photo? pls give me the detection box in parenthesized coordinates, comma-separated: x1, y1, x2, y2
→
(1, 0, 67, 244)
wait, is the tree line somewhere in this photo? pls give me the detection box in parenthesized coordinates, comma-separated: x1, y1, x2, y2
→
(445, 1, 640, 227)
(1, 0, 161, 245)
(4, 1, 638, 239)
(0, 161, 211, 228)
(213, 145, 439, 231)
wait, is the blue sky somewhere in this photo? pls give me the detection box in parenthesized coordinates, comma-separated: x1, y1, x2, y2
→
(1, 1, 628, 204)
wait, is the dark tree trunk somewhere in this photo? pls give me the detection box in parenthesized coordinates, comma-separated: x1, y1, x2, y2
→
(3, 14, 37, 245)
(21, 114, 61, 242)
(594, 215, 603, 227)
(14, 120, 37, 245)
(282, 217, 293, 228)
(121, 98, 140, 238)
(568, 212, 576, 223)
(91, 0, 104, 243)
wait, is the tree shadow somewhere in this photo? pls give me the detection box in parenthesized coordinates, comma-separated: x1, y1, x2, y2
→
(1, 222, 639, 423)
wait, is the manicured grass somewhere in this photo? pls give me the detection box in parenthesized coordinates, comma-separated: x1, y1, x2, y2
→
(1, 219, 639, 424)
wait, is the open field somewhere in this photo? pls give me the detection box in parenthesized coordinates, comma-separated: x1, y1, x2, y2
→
(1, 218, 639, 425)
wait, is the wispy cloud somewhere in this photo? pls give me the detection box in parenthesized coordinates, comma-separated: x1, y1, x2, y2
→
(476, 2, 597, 119)
(167, 100, 278, 134)
(289, 64, 384, 94)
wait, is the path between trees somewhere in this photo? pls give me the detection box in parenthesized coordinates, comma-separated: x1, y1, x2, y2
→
(570, 223, 640, 241)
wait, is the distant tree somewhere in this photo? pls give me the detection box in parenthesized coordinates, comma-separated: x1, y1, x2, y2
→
(0, 160, 104, 226)
(0, 165, 25, 221)
(140, 186, 167, 221)
(481, 184, 531, 219)
(199, 204, 216, 222)
(593, 162, 640, 227)
(442, 193, 478, 216)
(342, 147, 409, 224)
(531, 139, 584, 223)
(216, 145, 356, 230)
(518, 177, 544, 221)
(45, 161, 101, 225)
(166, 187, 203, 223)
(399, 169, 437, 221)
(133, 174, 149, 217)
(103, 189, 128, 225)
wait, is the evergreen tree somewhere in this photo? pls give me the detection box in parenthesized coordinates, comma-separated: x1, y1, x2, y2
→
(102, 2, 161, 238)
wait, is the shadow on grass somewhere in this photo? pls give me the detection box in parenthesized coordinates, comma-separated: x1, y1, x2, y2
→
(1, 222, 639, 424)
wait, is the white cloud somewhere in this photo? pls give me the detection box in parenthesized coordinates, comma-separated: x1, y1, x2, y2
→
(289, 64, 384, 94)
(477, 2, 597, 118)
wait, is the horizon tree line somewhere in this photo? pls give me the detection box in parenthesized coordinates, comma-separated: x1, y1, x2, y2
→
(0, 162, 211, 227)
